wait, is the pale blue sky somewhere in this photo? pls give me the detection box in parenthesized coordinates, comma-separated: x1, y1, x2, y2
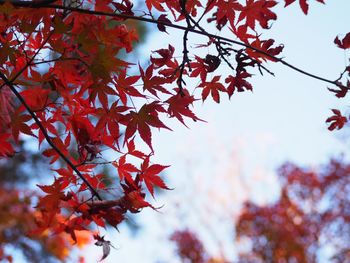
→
(82, 1, 350, 262)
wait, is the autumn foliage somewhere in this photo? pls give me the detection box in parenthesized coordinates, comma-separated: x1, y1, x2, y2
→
(0, 0, 349, 260)
(171, 159, 350, 263)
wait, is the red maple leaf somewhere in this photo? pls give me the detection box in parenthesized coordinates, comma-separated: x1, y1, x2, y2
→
(139, 64, 171, 97)
(20, 88, 50, 111)
(334, 32, 350, 50)
(69, 115, 97, 147)
(113, 155, 140, 185)
(157, 14, 171, 33)
(328, 82, 349, 98)
(94, 101, 130, 142)
(215, 0, 242, 29)
(140, 157, 170, 196)
(150, 45, 175, 68)
(114, 70, 143, 106)
(36, 178, 69, 219)
(284, 0, 325, 15)
(238, 0, 277, 29)
(247, 38, 284, 62)
(11, 111, 36, 143)
(126, 190, 152, 211)
(126, 137, 147, 159)
(190, 55, 221, 82)
(198, 76, 226, 103)
(124, 102, 171, 151)
(112, 0, 134, 16)
(230, 25, 256, 43)
(88, 82, 117, 109)
(225, 71, 253, 98)
(190, 56, 209, 82)
(326, 109, 347, 131)
(146, 0, 165, 11)
(0, 86, 15, 127)
(165, 89, 203, 126)
(0, 133, 14, 157)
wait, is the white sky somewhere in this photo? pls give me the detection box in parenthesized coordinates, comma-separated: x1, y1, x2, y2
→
(82, 1, 350, 262)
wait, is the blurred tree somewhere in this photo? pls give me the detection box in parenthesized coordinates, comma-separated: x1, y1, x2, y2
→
(171, 158, 350, 263)
(236, 159, 350, 263)
(171, 229, 209, 263)
(171, 229, 231, 263)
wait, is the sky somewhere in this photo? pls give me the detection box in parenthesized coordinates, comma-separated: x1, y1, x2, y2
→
(82, 1, 350, 262)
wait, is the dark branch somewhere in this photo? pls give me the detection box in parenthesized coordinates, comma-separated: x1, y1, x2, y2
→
(177, 0, 192, 95)
(17, 3, 344, 89)
(0, 0, 58, 7)
(87, 198, 125, 210)
(0, 72, 102, 200)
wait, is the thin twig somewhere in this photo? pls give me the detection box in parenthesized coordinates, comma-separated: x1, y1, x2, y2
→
(195, 0, 216, 25)
(87, 198, 125, 210)
(177, 0, 192, 95)
(30, 56, 89, 67)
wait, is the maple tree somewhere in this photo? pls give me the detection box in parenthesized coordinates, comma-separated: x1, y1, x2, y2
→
(0, 0, 349, 259)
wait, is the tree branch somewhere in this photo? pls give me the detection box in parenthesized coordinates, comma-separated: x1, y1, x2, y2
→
(0, 73, 102, 200)
(5, 2, 344, 89)
(87, 198, 125, 210)
(0, 0, 58, 7)
(177, 0, 192, 95)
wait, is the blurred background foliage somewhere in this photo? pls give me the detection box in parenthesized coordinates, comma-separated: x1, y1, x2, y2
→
(170, 158, 350, 263)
